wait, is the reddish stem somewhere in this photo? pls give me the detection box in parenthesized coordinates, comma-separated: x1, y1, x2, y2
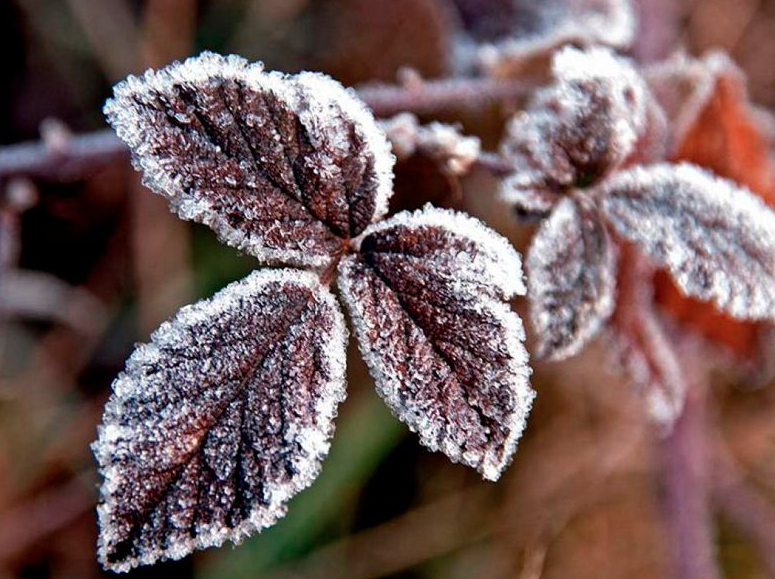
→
(614, 242, 721, 579)
(0, 77, 530, 184)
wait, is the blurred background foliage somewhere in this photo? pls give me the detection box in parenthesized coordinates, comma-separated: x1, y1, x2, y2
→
(3, 1, 775, 578)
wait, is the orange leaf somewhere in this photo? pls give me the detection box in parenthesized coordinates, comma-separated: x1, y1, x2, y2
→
(650, 52, 775, 357)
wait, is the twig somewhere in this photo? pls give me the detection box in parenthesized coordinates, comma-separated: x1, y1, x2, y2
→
(659, 378, 720, 579)
(473, 150, 516, 177)
(0, 77, 530, 183)
(615, 245, 721, 579)
(357, 77, 530, 117)
(0, 129, 127, 183)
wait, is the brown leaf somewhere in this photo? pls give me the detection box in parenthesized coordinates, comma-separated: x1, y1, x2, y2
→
(105, 52, 394, 268)
(314, 0, 454, 84)
(93, 270, 348, 571)
(338, 205, 533, 481)
(647, 51, 775, 356)
(500, 47, 649, 212)
(527, 196, 617, 360)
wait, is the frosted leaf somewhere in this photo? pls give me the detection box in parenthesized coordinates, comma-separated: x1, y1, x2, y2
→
(450, 0, 635, 76)
(647, 51, 775, 200)
(602, 163, 775, 322)
(648, 52, 775, 358)
(104, 52, 394, 268)
(527, 196, 617, 360)
(338, 205, 534, 481)
(499, 47, 649, 211)
(92, 269, 348, 571)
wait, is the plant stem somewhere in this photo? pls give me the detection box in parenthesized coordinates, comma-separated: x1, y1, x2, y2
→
(0, 129, 128, 183)
(0, 77, 530, 184)
(357, 77, 529, 117)
(659, 380, 720, 579)
(614, 243, 721, 579)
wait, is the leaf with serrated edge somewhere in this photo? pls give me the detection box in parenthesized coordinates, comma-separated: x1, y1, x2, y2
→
(528, 196, 617, 360)
(451, 0, 634, 77)
(602, 163, 775, 322)
(338, 205, 534, 481)
(500, 47, 649, 211)
(104, 51, 394, 268)
(92, 269, 348, 571)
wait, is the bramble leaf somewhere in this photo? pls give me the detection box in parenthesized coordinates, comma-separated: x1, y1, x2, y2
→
(602, 163, 775, 322)
(93, 270, 348, 571)
(527, 196, 617, 360)
(104, 52, 394, 268)
(500, 47, 649, 212)
(648, 52, 775, 357)
(338, 205, 534, 481)
(450, 0, 635, 77)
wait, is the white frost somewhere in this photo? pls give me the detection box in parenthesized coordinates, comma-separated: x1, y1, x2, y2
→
(527, 197, 617, 360)
(93, 269, 348, 571)
(339, 205, 534, 481)
(104, 51, 394, 268)
(602, 163, 775, 322)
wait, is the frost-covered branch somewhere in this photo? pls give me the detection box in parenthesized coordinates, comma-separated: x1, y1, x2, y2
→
(358, 76, 529, 117)
(0, 76, 529, 183)
(0, 129, 127, 183)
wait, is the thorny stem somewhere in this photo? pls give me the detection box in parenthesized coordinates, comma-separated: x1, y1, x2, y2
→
(615, 244, 721, 579)
(0, 77, 530, 184)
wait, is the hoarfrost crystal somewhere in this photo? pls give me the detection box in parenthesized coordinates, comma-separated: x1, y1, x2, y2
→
(602, 164, 775, 322)
(527, 197, 617, 360)
(338, 205, 534, 481)
(104, 52, 394, 268)
(93, 270, 348, 571)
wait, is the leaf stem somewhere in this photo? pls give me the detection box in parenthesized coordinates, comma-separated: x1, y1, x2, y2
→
(615, 243, 722, 579)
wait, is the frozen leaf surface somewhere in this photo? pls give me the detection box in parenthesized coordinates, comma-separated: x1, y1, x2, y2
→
(649, 52, 775, 357)
(105, 52, 394, 268)
(500, 47, 648, 211)
(527, 197, 617, 360)
(338, 206, 534, 481)
(451, 0, 635, 76)
(602, 163, 775, 322)
(93, 270, 348, 571)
